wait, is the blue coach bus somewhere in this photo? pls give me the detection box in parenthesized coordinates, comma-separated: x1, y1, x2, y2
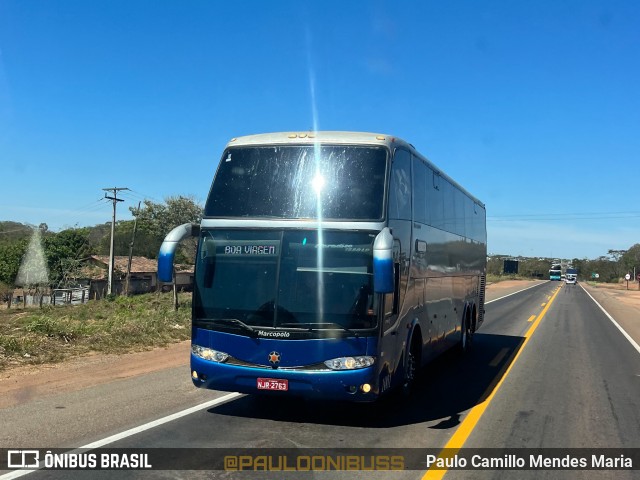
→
(158, 132, 487, 401)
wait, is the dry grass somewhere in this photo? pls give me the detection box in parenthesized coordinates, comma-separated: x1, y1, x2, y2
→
(0, 292, 191, 371)
(586, 280, 640, 291)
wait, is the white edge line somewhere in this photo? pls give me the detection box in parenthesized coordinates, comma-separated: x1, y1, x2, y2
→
(485, 281, 549, 304)
(580, 284, 640, 355)
(0, 392, 244, 479)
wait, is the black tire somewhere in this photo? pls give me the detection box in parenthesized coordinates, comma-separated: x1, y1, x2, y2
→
(459, 313, 472, 353)
(402, 339, 420, 397)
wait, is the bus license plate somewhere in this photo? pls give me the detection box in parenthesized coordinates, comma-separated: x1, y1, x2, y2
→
(257, 378, 288, 391)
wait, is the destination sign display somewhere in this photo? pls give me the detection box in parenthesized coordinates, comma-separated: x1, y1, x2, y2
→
(216, 240, 279, 256)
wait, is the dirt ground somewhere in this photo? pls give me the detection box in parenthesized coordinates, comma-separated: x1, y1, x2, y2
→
(582, 281, 640, 308)
(1, 280, 637, 409)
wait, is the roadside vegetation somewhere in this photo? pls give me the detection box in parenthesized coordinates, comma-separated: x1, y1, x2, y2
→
(0, 292, 191, 371)
(488, 245, 640, 284)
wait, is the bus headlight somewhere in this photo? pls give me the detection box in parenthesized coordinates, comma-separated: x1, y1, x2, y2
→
(324, 356, 375, 370)
(192, 345, 229, 363)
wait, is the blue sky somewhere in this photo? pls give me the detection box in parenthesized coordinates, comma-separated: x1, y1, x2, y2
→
(0, 0, 638, 260)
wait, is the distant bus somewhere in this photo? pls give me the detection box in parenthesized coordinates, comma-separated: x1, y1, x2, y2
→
(158, 131, 487, 401)
(549, 264, 562, 281)
(565, 268, 578, 284)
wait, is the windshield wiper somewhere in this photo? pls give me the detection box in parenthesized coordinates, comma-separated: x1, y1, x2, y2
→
(280, 322, 359, 337)
(210, 318, 256, 335)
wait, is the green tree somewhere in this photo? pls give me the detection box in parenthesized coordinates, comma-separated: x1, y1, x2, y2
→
(0, 239, 28, 286)
(80, 224, 111, 253)
(96, 220, 159, 258)
(518, 258, 550, 278)
(132, 196, 202, 236)
(621, 244, 640, 278)
(0, 280, 11, 303)
(585, 256, 618, 283)
(606, 249, 627, 279)
(43, 229, 91, 286)
(130, 196, 203, 262)
(57, 258, 84, 286)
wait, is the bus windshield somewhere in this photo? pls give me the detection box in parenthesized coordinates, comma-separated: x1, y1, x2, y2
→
(204, 145, 387, 220)
(194, 229, 377, 331)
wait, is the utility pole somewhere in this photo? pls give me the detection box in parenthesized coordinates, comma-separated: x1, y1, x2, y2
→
(103, 187, 129, 295)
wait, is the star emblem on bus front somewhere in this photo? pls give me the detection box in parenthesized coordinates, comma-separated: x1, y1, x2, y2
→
(268, 351, 281, 367)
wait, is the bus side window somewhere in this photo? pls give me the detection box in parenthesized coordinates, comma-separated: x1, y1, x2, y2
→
(412, 156, 427, 224)
(428, 169, 444, 229)
(442, 180, 456, 233)
(389, 149, 412, 221)
(454, 188, 466, 237)
(465, 196, 475, 241)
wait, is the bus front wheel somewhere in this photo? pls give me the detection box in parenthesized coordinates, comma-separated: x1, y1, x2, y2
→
(402, 336, 421, 397)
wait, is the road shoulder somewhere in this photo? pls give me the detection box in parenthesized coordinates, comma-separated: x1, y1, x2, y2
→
(0, 341, 190, 409)
(580, 282, 640, 351)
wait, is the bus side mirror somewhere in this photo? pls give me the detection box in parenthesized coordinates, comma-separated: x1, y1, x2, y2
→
(373, 228, 394, 294)
(158, 223, 200, 282)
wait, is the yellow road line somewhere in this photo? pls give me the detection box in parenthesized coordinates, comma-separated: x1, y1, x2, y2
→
(541, 303, 546, 307)
(527, 315, 536, 322)
(422, 285, 562, 480)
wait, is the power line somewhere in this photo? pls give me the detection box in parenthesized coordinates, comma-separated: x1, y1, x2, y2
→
(119, 190, 145, 200)
(71, 198, 111, 212)
(68, 199, 113, 218)
(125, 189, 164, 203)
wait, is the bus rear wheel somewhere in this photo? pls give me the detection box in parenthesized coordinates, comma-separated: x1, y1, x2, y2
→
(459, 312, 472, 353)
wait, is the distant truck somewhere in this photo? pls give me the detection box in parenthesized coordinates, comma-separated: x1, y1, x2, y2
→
(565, 268, 578, 284)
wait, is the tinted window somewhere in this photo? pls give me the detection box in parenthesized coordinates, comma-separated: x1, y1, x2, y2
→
(194, 230, 279, 325)
(478, 204, 487, 242)
(412, 156, 427, 224)
(442, 180, 456, 233)
(388, 149, 412, 221)
(465, 197, 477, 240)
(205, 145, 387, 220)
(428, 170, 444, 229)
(194, 229, 377, 330)
(454, 189, 466, 236)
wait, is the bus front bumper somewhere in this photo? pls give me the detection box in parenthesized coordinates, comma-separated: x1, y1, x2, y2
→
(191, 354, 380, 402)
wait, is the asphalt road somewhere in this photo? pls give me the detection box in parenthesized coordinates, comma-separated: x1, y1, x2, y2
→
(3, 281, 640, 480)
(451, 282, 640, 480)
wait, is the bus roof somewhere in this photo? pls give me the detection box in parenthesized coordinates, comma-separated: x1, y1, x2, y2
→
(225, 131, 485, 208)
(227, 131, 402, 148)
